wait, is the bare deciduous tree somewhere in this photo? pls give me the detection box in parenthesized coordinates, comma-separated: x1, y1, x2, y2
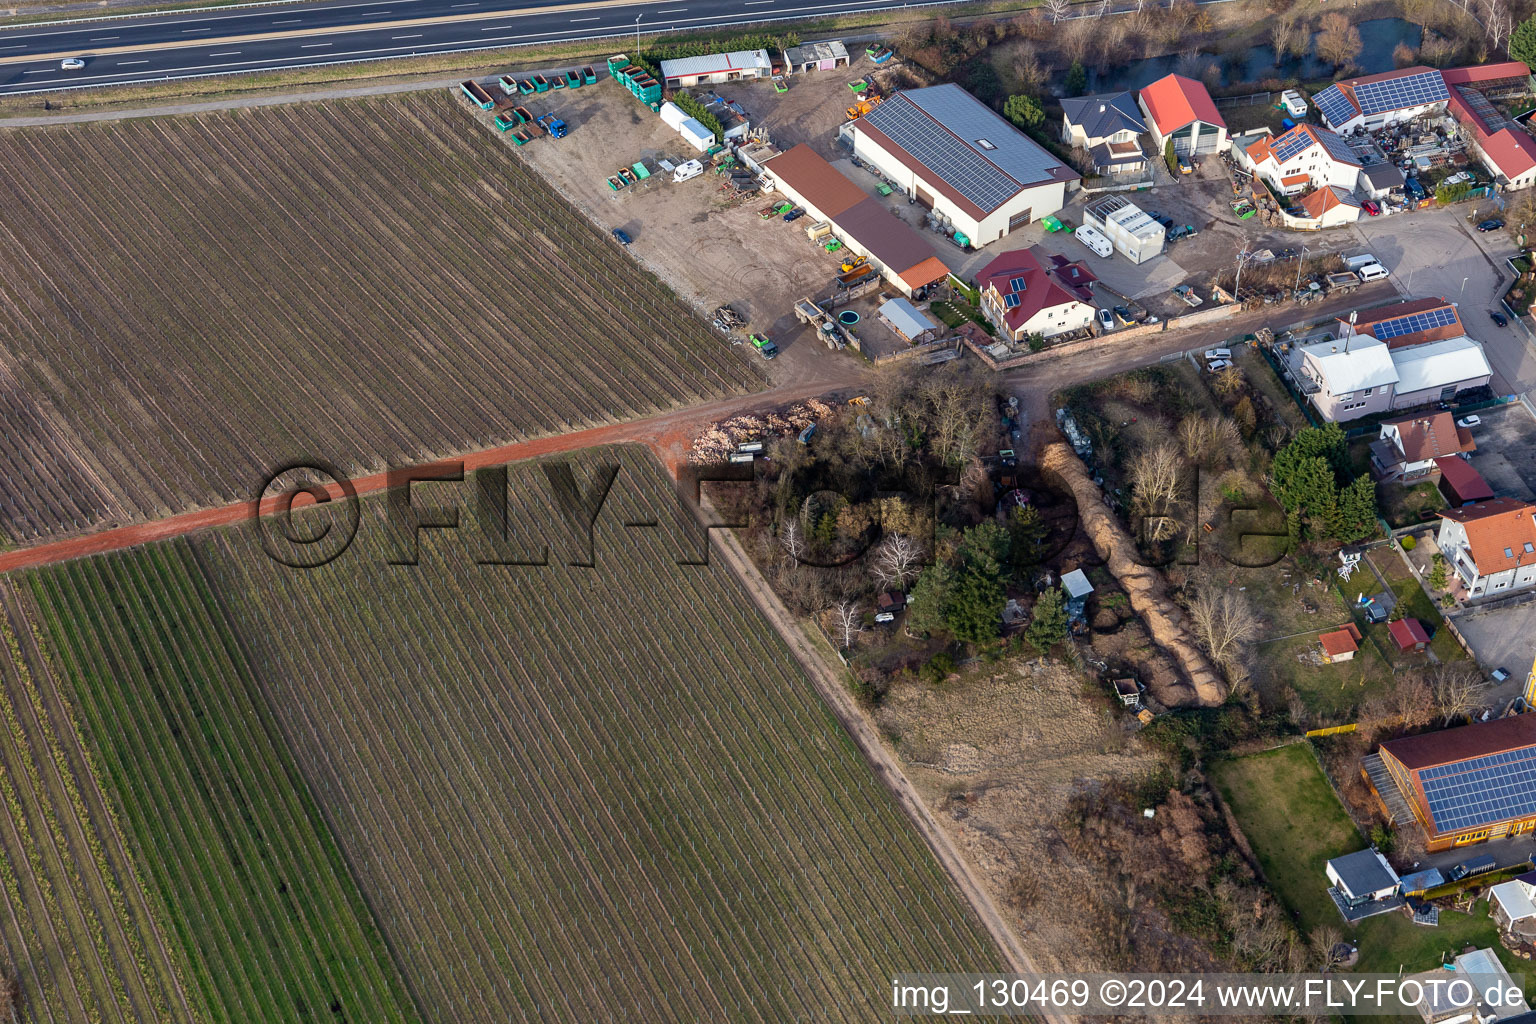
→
(1311, 925, 1346, 972)
(779, 519, 804, 563)
(872, 533, 924, 589)
(1432, 662, 1489, 725)
(1130, 441, 1186, 542)
(834, 601, 862, 649)
(1316, 11, 1364, 69)
(1043, 0, 1070, 22)
(1188, 583, 1261, 672)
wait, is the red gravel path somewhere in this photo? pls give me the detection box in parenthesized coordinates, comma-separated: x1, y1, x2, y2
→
(0, 380, 848, 574)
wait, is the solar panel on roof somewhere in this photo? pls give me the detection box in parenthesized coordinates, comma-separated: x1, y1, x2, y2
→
(1271, 126, 1317, 164)
(1009, 276, 1026, 292)
(1353, 70, 1448, 117)
(864, 97, 1022, 211)
(1419, 746, 1536, 833)
(1004, 293, 1021, 309)
(1314, 84, 1358, 128)
(1368, 305, 1459, 341)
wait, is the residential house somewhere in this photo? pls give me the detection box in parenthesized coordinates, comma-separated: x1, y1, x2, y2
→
(1296, 320, 1494, 423)
(659, 49, 773, 88)
(1298, 334, 1398, 421)
(1045, 254, 1096, 302)
(1359, 162, 1406, 199)
(1408, 948, 1531, 1022)
(1060, 92, 1147, 175)
(1373, 713, 1536, 850)
(1292, 185, 1362, 228)
(845, 84, 1079, 246)
(1319, 623, 1361, 663)
(1436, 497, 1536, 599)
(1391, 336, 1493, 407)
(1437, 456, 1494, 507)
(1138, 74, 1228, 156)
(975, 248, 1095, 341)
(1370, 411, 1475, 481)
(1241, 122, 1361, 196)
(1339, 298, 1465, 350)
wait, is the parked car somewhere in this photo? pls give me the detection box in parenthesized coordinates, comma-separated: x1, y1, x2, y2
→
(1096, 308, 1115, 332)
(1112, 305, 1134, 325)
(783, 208, 805, 222)
(1490, 311, 1509, 327)
(1457, 415, 1482, 428)
(1206, 359, 1232, 372)
(1356, 263, 1390, 283)
(611, 228, 632, 245)
(60, 57, 86, 70)
(1362, 200, 1380, 216)
(1203, 348, 1232, 360)
(1477, 218, 1505, 232)
(1492, 666, 1511, 681)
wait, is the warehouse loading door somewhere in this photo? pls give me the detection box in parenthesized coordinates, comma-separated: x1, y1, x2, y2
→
(915, 186, 934, 209)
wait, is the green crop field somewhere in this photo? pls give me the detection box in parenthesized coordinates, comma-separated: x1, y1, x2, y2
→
(0, 91, 763, 546)
(0, 445, 1003, 1022)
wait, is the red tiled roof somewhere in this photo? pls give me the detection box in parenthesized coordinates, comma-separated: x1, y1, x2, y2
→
(1138, 74, 1225, 134)
(1297, 185, 1358, 218)
(1384, 411, 1475, 462)
(765, 144, 870, 218)
(1442, 61, 1532, 85)
(1480, 127, 1536, 181)
(976, 248, 1083, 335)
(899, 256, 951, 291)
(1438, 497, 1536, 576)
(1280, 173, 1311, 187)
(1319, 627, 1359, 657)
(1245, 133, 1276, 163)
(1435, 456, 1494, 503)
(1382, 713, 1536, 772)
(1046, 254, 1097, 302)
(1387, 617, 1431, 649)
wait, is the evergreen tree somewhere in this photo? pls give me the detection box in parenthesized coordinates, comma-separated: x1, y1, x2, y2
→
(1333, 476, 1379, 543)
(1003, 94, 1045, 130)
(906, 562, 954, 636)
(1008, 505, 1048, 568)
(1511, 14, 1536, 71)
(1025, 587, 1069, 654)
(947, 566, 1005, 643)
(1065, 60, 1087, 97)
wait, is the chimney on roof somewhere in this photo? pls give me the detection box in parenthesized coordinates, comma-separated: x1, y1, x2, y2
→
(1099, 104, 1106, 112)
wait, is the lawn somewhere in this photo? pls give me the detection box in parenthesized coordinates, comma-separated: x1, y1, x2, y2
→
(1212, 744, 1363, 937)
(1215, 746, 1536, 1007)
(1378, 480, 1447, 530)
(929, 299, 992, 333)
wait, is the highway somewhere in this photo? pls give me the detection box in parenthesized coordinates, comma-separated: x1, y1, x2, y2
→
(0, 0, 946, 94)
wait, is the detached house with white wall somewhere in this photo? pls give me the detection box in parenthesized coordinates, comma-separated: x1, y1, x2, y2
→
(1437, 497, 1536, 599)
(1241, 122, 1361, 196)
(975, 248, 1094, 341)
(1060, 92, 1147, 175)
(1371, 411, 1475, 481)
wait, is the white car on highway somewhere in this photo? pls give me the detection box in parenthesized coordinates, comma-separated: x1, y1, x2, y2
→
(60, 57, 86, 70)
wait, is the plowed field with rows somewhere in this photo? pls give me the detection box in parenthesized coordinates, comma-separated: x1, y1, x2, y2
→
(3, 445, 1004, 1023)
(0, 92, 763, 546)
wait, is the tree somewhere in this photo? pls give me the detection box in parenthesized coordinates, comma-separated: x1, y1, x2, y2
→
(1316, 12, 1364, 69)
(1008, 504, 1048, 568)
(1269, 424, 1375, 541)
(779, 519, 804, 563)
(1130, 441, 1186, 543)
(906, 561, 954, 636)
(1369, 823, 1395, 854)
(1025, 586, 1069, 653)
(1164, 137, 1179, 175)
(1311, 925, 1346, 972)
(1330, 476, 1380, 544)
(1064, 59, 1087, 96)
(1432, 662, 1489, 725)
(1393, 41, 1419, 67)
(872, 533, 924, 589)
(834, 600, 862, 649)
(1429, 553, 1450, 591)
(1213, 365, 1245, 396)
(1188, 583, 1261, 672)
(948, 565, 1005, 643)
(1044, 0, 1070, 22)
(957, 521, 1009, 578)
(1511, 13, 1536, 70)
(1003, 94, 1045, 130)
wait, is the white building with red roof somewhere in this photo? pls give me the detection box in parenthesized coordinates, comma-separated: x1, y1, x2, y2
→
(1436, 497, 1536, 598)
(1444, 62, 1536, 191)
(1137, 74, 1228, 156)
(974, 248, 1094, 341)
(1240, 122, 1362, 196)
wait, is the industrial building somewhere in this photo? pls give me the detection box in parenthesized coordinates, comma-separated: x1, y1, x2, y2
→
(762, 144, 950, 297)
(659, 49, 772, 88)
(1083, 195, 1165, 264)
(1368, 713, 1536, 850)
(1137, 74, 1228, 156)
(843, 83, 1078, 247)
(1314, 66, 1451, 133)
(781, 40, 848, 74)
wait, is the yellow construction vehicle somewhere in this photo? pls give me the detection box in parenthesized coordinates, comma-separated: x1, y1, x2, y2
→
(840, 254, 866, 273)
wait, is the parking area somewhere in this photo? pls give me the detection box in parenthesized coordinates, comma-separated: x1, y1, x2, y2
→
(1463, 402, 1536, 502)
(1446, 600, 1536, 697)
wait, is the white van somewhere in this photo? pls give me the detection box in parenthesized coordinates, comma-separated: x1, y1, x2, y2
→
(672, 159, 704, 183)
(1073, 223, 1113, 258)
(1203, 348, 1232, 360)
(1343, 253, 1379, 271)
(1356, 263, 1390, 283)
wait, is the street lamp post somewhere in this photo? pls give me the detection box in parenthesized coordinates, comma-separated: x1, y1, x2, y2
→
(1461, 276, 1469, 300)
(1294, 244, 1309, 293)
(635, 13, 642, 52)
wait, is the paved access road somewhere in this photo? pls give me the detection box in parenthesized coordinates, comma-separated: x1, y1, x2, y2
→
(0, 0, 940, 93)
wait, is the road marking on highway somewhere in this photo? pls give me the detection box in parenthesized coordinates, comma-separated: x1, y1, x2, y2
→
(272, 17, 301, 23)
(90, 35, 119, 41)
(743, 1, 772, 5)
(301, 41, 331, 46)
(182, 26, 211, 31)
(480, 24, 511, 29)
(450, 2, 478, 6)
(209, 49, 242, 55)
(21, 68, 52, 73)
(0, 44, 26, 49)
(657, 6, 687, 11)
(117, 59, 147, 64)
(570, 14, 598, 19)
(391, 32, 421, 38)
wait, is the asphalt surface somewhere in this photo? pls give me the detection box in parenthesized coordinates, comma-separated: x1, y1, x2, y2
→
(0, 0, 947, 93)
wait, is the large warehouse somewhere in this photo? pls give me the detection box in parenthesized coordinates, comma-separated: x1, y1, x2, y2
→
(1371, 714, 1536, 850)
(762, 144, 950, 297)
(843, 84, 1078, 247)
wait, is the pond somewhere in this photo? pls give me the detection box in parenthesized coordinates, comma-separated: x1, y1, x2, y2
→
(1049, 18, 1423, 95)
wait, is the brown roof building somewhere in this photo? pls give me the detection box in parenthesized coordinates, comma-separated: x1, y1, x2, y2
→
(1436, 456, 1494, 507)
(1375, 714, 1536, 850)
(1319, 623, 1361, 662)
(1339, 297, 1465, 350)
(1372, 411, 1475, 480)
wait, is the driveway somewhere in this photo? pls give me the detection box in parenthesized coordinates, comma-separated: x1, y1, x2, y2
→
(1463, 402, 1536, 502)
(1446, 599, 1536, 701)
(1351, 210, 1536, 397)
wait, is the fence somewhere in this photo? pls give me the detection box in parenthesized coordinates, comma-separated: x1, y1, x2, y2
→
(1305, 723, 1358, 738)
(1215, 91, 1273, 109)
